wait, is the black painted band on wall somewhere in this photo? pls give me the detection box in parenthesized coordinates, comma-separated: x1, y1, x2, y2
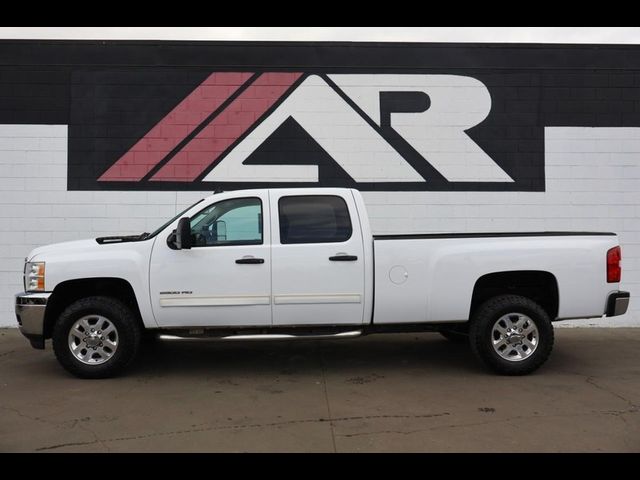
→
(0, 40, 639, 192)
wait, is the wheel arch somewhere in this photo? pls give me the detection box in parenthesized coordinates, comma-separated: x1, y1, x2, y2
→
(469, 270, 559, 321)
(43, 277, 144, 339)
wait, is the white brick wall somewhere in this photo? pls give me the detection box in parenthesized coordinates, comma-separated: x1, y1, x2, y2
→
(1, 125, 638, 327)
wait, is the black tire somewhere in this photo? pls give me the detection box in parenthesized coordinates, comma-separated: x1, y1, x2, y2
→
(52, 296, 141, 379)
(439, 329, 468, 343)
(469, 295, 554, 375)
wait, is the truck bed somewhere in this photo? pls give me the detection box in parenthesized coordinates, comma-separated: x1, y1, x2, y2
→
(372, 232, 620, 325)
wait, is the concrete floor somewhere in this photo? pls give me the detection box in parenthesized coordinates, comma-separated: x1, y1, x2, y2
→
(0, 327, 638, 452)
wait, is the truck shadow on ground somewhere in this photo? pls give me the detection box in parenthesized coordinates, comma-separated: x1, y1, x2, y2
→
(17, 331, 595, 380)
(129, 333, 487, 378)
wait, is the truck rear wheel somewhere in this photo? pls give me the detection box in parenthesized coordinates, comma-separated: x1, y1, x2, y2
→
(469, 295, 554, 375)
(52, 296, 141, 379)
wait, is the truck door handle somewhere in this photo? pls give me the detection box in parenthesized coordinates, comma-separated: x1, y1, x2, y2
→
(329, 254, 358, 261)
(235, 257, 265, 264)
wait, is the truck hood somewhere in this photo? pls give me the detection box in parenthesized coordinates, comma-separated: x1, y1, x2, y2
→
(27, 238, 103, 261)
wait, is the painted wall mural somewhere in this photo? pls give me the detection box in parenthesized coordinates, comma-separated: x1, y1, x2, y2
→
(98, 72, 511, 186)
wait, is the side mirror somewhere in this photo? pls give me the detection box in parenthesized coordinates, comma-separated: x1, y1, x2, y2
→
(175, 217, 192, 250)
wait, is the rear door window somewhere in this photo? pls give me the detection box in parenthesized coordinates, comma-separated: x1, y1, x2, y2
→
(278, 195, 352, 244)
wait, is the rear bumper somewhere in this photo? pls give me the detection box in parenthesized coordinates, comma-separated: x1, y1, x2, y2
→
(15, 292, 50, 349)
(605, 291, 630, 317)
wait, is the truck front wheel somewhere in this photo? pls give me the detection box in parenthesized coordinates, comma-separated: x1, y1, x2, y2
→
(469, 295, 554, 375)
(52, 296, 141, 379)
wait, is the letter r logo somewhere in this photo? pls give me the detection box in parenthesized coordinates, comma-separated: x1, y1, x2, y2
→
(331, 75, 512, 182)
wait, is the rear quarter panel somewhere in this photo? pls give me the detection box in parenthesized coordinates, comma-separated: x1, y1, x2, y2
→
(373, 235, 620, 324)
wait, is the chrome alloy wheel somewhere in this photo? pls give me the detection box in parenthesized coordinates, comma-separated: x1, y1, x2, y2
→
(68, 315, 119, 365)
(491, 313, 539, 362)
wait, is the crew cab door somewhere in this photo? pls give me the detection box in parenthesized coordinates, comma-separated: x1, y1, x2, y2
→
(270, 189, 365, 326)
(149, 192, 271, 327)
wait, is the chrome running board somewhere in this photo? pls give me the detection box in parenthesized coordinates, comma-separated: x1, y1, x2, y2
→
(158, 330, 363, 342)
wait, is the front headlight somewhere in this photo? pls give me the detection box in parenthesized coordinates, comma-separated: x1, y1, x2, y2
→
(25, 262, 45, 291)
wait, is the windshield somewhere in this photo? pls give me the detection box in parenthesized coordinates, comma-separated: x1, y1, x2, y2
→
(145, 198, 204, 239)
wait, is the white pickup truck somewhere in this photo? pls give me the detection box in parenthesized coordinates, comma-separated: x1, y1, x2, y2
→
(15, 188, 629, 378)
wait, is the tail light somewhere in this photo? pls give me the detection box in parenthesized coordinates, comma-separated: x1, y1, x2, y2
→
(607, 246, 621, 283)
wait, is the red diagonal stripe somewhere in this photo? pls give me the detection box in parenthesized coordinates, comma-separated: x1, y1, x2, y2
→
(98, 72, 254, 182)
(150, 72, 303, 182)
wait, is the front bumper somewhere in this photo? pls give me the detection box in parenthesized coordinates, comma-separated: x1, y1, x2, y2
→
(605, 291, 630, 317)
(15, 292, 50, 349)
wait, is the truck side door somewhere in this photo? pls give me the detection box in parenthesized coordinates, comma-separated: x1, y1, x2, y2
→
(269, 189, 366, 326)
(149, 192, 272, 327)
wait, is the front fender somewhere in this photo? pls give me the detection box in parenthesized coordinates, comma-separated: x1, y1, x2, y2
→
(34, 238, 157, 328)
